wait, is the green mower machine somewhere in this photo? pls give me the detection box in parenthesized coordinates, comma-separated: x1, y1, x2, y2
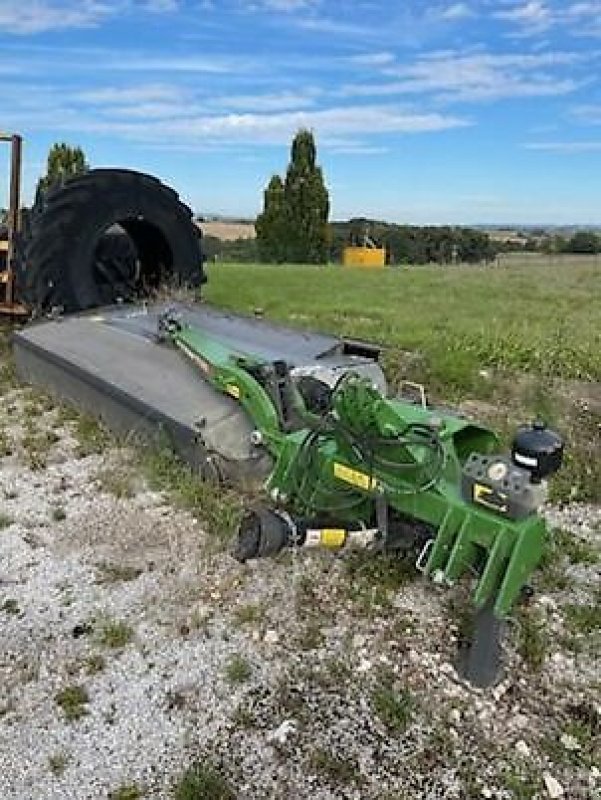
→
(157, 309, 563, 686)
(10, 170, 564, 689)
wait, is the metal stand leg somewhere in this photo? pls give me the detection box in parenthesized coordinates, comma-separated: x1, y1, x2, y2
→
(459, 604, 506, 688)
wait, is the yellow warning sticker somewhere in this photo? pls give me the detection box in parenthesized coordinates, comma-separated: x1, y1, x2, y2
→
(333, 462, 376, 491)
(226, 384, 241, 399)
(320, 529, 347, 549)
(473, 483, 509, 514)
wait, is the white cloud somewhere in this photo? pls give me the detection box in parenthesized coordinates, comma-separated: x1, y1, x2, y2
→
(524, 140, 601, 152)
(246, 0, 317, 10)
(2, 87, 469, 148)
(350, 52, 396, 67)
(142, 0, 179, 9)
(211, 91, 319, 112)
(0, 0, 179, 34)
(0, 1, 113, 34)
(439, 3, 473, 20)
(566, 1, 601, 16)
(571, 104, 601, 124)
(493, 1, 601, 37)
(342, 50, 586, 102)
(77, 84, 185, 104)
(495, 1, 550, 23)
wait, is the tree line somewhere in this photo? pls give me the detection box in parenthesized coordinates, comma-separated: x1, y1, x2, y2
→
(19, 137, 601, 265)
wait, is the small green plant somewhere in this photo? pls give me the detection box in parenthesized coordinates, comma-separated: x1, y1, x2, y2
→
(232, 602, 264, 626)
(96, 466, 137, 499)
(108, 785, 142, 800)
(0, 512, 14, 531)
(231, 703, 255, 729)
(74, 413, 111, 457)
(502, 768, 539, 799)
(564, 596, 601, 636)
(553, 528, 599, 566)
(52, 506, 67, 522)
(0, 427, 12, 456)
(55, 685, 89, 721)
(372, 678, 414, 734)
(85, 653, 106, 675)
(95, 562, 142, 584)
(21, 428, 58, 470)
(99, 619, 134, 649)
(308, 748, 361, 785)
(174, 762, 235, 800)
(343, 552, 416, 615)
(296, 619, 325, 651)
(48, 751, 69, 776)
(224, 654, 252, 685)
(2, 598, 20, 615)
(518, 607, 548, 672)
(142, 447, 241, 540)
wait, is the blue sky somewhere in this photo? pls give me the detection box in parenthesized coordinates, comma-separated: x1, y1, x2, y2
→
(0, 0, 600, 223)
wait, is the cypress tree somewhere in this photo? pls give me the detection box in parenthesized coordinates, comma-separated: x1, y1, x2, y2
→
(284, 130, 330, 263)
(256, 130, 330, 264)
(256, 175, 287, 263)
(36, 143, 89, 201)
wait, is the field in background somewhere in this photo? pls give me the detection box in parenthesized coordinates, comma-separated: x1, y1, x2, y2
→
(198, 220, 255, 241)
(205, 257, 600, 388)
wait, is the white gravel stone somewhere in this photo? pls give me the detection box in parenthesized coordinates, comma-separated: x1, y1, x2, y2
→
(559, 732, 581, 751)
(515, 740, 530, 758)
(543, 772, 565, 798)
(1, 382, 599, 800)
(263, 629, 279, 644)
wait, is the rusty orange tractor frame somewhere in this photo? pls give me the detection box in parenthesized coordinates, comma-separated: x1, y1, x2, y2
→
(1, 133, 28, 316)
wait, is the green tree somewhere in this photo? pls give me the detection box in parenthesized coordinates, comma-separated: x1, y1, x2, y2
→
(256, 175, 288, 262)
(284, 130, 330, 263)
(36, 142, 89, 201)
(256, 130, 330, 264)
(566, 230, 600, 254)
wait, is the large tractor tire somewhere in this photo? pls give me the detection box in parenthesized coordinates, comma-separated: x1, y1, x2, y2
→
(18, 169, 204, 313)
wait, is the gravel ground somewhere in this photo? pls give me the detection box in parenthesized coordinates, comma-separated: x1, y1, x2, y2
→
(0, 385, 599, 800)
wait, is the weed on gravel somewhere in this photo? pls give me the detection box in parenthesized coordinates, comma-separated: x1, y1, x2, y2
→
(232, 602, 265, 627)
(564, 595, 601, 636)
(95, 562, 143, 584)
(84, 654, 106, 675)
(371, 674, 414, 734)
(142, 446, 242, 541)
(48, 752, 69, 777)
(308, 748, 362, 787)
(174, 762, 235, 800)
(108, 784, 143, 800)
(517, 606, 548, 672)
(0, 511, 14, 530)
(224, 654, 252, 685)
(98, 619, 134, 649)
(0, 425, 12, 456)
(1, 598, 20, 615)
(74, 413, 111, 457)
(51, 506, 67, 522)
(96, 465, 138, 499)
(55, 685, 90, 721)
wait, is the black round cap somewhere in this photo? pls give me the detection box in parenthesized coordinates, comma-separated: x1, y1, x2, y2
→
(511, 420, 564, 482)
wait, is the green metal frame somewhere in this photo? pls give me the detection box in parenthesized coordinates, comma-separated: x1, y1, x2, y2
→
(170, 321, 548, 618)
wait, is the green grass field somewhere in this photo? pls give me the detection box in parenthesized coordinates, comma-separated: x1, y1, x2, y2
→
(205, 258, 601, 501)
(205, 258, 601, 388)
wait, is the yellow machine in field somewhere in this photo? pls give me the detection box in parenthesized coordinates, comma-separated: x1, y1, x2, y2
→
(342, 224, 386, 269)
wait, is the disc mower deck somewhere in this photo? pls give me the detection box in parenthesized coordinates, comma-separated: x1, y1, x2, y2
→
(12, 302, 384, 479)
